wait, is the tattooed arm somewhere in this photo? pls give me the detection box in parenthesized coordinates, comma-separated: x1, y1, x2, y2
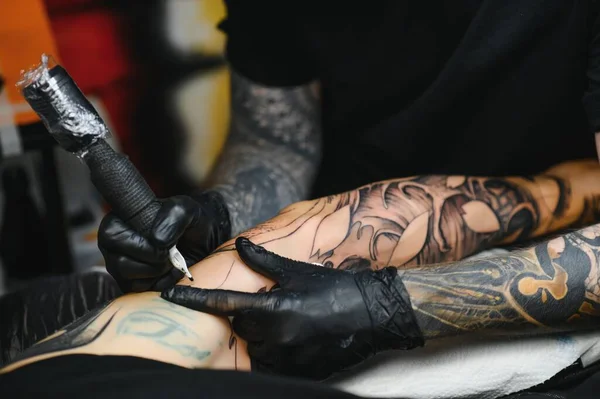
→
(401, 222, 600, 338)
(213, 159, 600, 271)
(207, 71, 322, 235)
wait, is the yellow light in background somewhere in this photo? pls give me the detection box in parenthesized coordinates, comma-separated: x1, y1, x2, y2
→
(168, 0, 231, 183)
(195, 0, 227, 55)
(176, 68, 230, 183)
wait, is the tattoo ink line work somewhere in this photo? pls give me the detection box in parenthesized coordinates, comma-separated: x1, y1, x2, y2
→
(216, 174, 571, 272)
(9, 303, 116, 363)
(401, 224, 600, 338)
(215, 261, 236, 290)
(209, 71, 322, 235)
(227, 319, 238, 371)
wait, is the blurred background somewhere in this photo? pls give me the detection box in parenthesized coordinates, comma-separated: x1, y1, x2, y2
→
(0, 0, 231, 295)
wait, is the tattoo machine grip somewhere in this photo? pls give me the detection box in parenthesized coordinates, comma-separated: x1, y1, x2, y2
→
(84, 141, 161, 234)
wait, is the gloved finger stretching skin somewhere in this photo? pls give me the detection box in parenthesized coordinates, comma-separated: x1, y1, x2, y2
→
(161, 286, 276, 316)
(235, 237, 322, 284)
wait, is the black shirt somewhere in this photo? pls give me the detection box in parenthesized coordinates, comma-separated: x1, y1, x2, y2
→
(219, 0, 600, 197)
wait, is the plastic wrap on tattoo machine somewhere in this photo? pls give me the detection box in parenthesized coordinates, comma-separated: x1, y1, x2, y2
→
(16, 54, 110, 156)
(15, 54, 194, 280)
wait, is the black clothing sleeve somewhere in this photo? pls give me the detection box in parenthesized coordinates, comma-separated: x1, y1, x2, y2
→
(584, 11, 600, 132)
(218, 0, 317, 87)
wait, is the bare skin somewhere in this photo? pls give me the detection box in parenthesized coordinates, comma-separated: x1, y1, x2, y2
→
(2, 160, 600, 374)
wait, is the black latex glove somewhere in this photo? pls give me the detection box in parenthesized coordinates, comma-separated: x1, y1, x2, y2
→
(98, 191, 231, 293)
(161, 237, 424, 380)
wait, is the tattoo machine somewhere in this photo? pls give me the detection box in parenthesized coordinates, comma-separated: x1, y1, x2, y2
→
(16, 54, 193, 281)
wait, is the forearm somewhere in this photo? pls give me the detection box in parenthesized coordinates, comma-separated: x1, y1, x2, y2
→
(400, 222, 600, 339)
(207, 71, 322, 236)
(215, 159, 600, 270)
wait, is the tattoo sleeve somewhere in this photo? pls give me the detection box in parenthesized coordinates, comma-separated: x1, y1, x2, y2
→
(217, 165, 600, 271)
(309, 175, 570, 270)
(208, 71, 322, 235)
(400, 223, 600, 339)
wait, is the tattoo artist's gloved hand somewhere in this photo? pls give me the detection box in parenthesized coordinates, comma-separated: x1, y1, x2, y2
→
(98, 191, 231, 293)
(161, 237, 424, 380)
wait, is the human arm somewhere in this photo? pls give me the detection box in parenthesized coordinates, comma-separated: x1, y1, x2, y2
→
(211, 159, 600, 271)
(207, 71, 322, 235)
(97, 71, 322, 292)
(400, 223, 600, 337)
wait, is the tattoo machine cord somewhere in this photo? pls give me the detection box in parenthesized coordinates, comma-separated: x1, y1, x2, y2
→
(16, 54, 193, 281)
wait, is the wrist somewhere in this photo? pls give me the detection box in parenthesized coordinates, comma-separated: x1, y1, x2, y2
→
(190, 190, 232, 250)
(354, 267, 424, 352)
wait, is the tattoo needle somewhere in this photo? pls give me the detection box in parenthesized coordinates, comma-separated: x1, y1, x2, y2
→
(169, 247, 194, 281)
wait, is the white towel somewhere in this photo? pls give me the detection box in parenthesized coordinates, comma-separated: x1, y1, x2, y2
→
(329, 330, 600, 399)
(327, 249, 600, 399)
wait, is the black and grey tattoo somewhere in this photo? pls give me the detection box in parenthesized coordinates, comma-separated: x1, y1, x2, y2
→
(400, 224, 600, 338)
(209, 71, 322, 235)
(0, 270, 120, 366)
(9, 302, 115, 364)
(306, 175, 567, 271)
(216, 174, 572, 272)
